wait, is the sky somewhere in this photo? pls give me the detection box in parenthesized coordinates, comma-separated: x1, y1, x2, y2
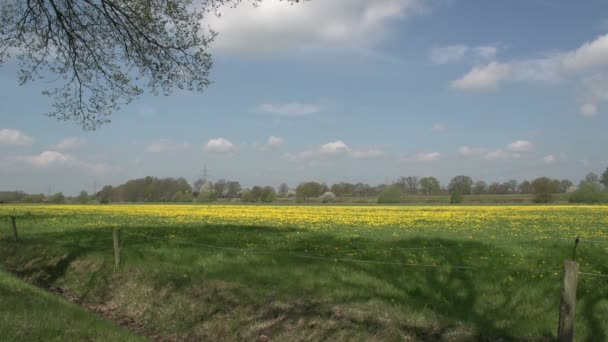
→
(1, 0, 608, 195)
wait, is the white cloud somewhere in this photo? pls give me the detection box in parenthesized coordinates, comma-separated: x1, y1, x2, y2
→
(146, 139, 192, 153)
(507, 140, 534, 152)
(258, 136, 285, 151)
(258, 102, 323, 117)
(0, 129, 34, 146)
(402, 152, 441, 162)
(451, 62, 511, 90)
(484, 149, 520, 161)
(458, 146, 488, 157)
(581, 103, 598, 117)
(561, 34, 608, 71)
(10, 150, 117, 176)
(55, 137, 86, 150)
(431, 44, 497, 64)
(350, 146, 386, 159)
(267, 136, 285, 148)
(431, 123, 447, 132)
(207, 0, 427, 54)
(543, 155, 557, 164)
(282, 140, 361, 162)
(204, 138, 237, 154)
(319, 140, 350, 155)
(452, 33, 608, 91)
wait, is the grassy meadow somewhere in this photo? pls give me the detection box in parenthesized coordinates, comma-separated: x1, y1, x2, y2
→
(0, 267, 142, 341)
(1, 204, 608, 340)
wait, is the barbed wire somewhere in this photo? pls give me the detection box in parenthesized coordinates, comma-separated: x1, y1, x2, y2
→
(121, 231, 565, 275)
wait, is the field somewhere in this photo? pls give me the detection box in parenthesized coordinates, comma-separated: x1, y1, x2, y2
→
(0, 268, 141, 341)
(1, 204, 608, 340)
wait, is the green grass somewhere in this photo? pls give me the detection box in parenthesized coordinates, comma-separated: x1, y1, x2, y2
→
(0, 205, 607, 340)
(0, 268, 142, 341)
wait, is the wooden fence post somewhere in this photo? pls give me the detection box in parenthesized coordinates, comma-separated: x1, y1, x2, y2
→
(9, 216, 19, 242)
(558, 260, 579, 342)
(113, 227, 120, 271)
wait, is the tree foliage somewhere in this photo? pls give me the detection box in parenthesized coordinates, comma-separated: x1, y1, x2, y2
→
(448, 175, 473, 195)
(0, 0, 298, 129)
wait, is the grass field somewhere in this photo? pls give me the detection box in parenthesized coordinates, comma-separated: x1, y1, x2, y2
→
(1, 204, 607, 340)
(0, 267, 141, 341)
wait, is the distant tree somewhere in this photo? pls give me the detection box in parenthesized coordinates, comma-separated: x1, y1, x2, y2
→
(377, 185, 402, 204)
(580, 172, 600, 187)
(450, 191, 463, 204)
(319, 191, 337, 203)
(193, 178, 206, 192)
(569, 183, 608, 203)
(260, 186, 276, 203)
(49, 192, 65, 204)
(278, 183, 289, 197)
(77, 190, 89, 204)
(419, 177, 441, 195)
(559, 179, 573, 193)
(196, 190, 217, 203)
(601, 168, 608, 189)
(518, 180, 533, 194)
(472, 181, 488, 195)
(531, 177, 558, 203)
(488, 182, 507, 195)
(98, 185, 113, 204)
(213, 179, 228, 197)
(404, 176, 419, 195)
(225, 181, 242, 198)
(22, 194, 45, 203)
(331, 182, 356, 197)
(296, 182, 325, 202)
(448, 176, 473, 195)
(505, 180, 518, 193)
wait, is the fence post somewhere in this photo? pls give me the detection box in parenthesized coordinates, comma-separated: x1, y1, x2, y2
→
(10, 216, 19, 242)
(113, 227, 120, 271)
(558, 260, 579, 342)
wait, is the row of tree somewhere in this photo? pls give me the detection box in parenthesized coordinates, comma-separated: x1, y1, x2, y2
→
(2, 168, 607, 204)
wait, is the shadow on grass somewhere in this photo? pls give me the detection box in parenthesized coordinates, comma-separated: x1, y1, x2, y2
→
(1, 224, 605, 340)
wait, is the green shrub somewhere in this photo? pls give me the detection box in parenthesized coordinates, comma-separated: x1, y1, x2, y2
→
(449, 191, 463, 204)
(569, 183, 608, 203)
(377, 186, 401, 204)
(532, 177, 557, 203)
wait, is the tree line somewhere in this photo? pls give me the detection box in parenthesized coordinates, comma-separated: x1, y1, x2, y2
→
(1, 168, 607, 204)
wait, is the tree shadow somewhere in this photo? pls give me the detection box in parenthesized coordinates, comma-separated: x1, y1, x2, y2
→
(0, 223, 600, 340)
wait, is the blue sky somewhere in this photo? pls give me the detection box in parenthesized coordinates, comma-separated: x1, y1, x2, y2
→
(1, 0, 608, 195)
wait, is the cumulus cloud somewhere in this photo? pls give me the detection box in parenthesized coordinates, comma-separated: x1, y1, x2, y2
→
(402, 152, 441, 162)
(55, 137, 86, 150)
(459, 141, 532, 160)
(258, 136, 285, 151)
(431, 44, 497, 64)
(350, 146, 386, 159)
(581, 103, 598, 117)
(319, 140, 350, 155)
(507, 140, 534, 152)
(207, 0, 428, 54)
(204, 138, 237, 154)
(146, 139, 192, 153)
(9, 150, 117, 176)
(0, 128, 34, 146)
(451, 62, 511, 90)
(458, 146, 488, 157)
(452, 33, 608, 91)
(579, 74, 608, 117)
(543, 155, 558, 164)
(258, 102, 323, 117)
(483, 149, 520, 161)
